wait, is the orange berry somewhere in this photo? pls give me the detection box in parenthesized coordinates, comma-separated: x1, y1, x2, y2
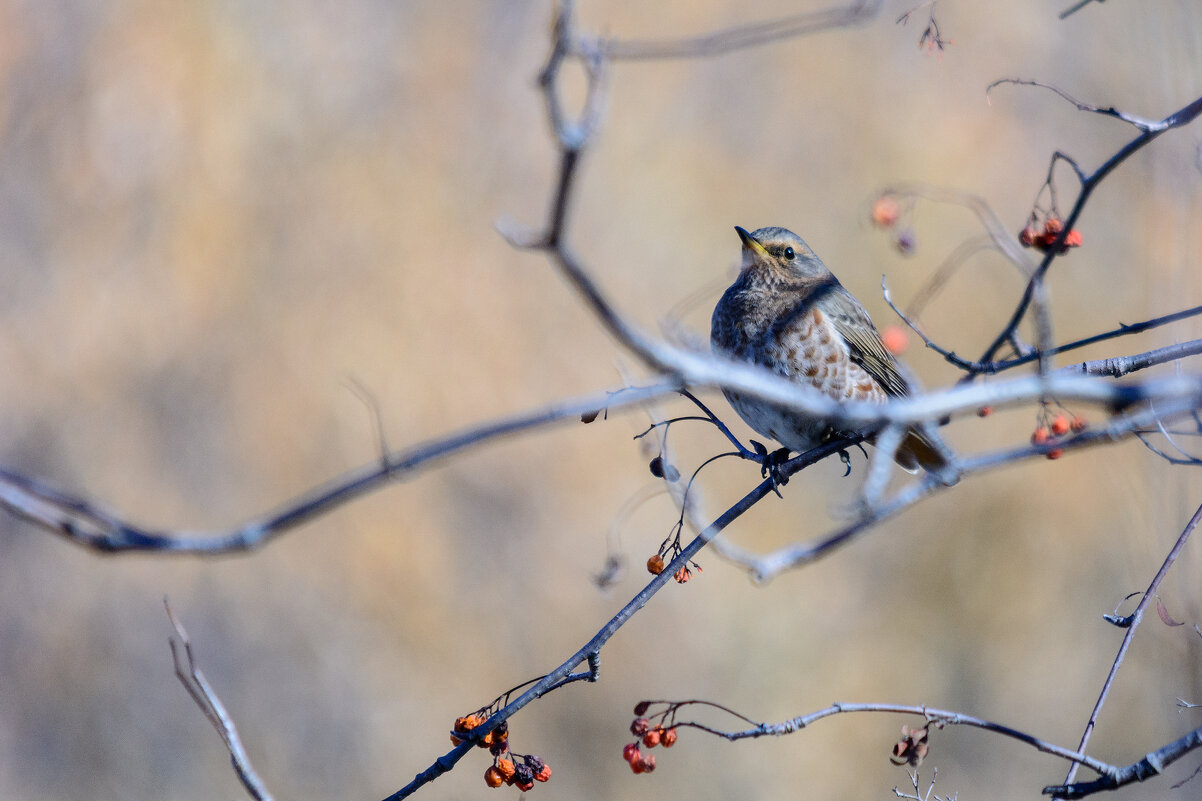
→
(662, 727, 678, 747)
(1064, 229, 1082, 247)
(1043, 217, 1063, 236)
(1018, 226, 1038, 247)
(1070, 416, 1087, 433)
(1047, 448, 1064, 460)
(673, 566, 691, 583)
(1051, 415, 1070, 436)
(623, 742, 640, 763)
(535, 765, 552, 782)
(496, 758, 516, 780)
(880, 324, 909, 356)
(977, 405, 993, 417)
(642, 729, 661, 748)
(1031, 427, 1049, 446)
(871, 196, 901, 228)
(646, 554, 664, 575)
(484, 766, 505, 788)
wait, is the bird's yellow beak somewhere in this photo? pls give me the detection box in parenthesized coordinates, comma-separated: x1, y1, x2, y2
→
(735, 226, 770, 259)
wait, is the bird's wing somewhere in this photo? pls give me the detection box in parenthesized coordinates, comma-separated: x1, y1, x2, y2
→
(824, 288, 912, 398)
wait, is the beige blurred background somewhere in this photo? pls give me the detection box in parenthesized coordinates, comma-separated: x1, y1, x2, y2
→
(0, 2, 1200, 799)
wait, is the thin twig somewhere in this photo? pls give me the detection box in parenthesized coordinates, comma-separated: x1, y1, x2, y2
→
(1053, 499, 1202, 797)
(165, 600, 275, 801)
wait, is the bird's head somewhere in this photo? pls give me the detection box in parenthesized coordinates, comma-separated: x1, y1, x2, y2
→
(735, 225, 830, 283)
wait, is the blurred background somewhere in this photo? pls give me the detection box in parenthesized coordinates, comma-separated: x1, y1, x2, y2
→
(0, 1, 1200, 799)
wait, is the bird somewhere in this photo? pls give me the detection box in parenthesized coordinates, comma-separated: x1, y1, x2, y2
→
(710, 225, 951, 476)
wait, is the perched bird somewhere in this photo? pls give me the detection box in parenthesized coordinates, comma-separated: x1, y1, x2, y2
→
(711, 225, 950, 475)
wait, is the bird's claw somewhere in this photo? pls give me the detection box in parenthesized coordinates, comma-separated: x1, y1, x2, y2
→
(761, 447, 792, 497)
(838, 449, 852, 477)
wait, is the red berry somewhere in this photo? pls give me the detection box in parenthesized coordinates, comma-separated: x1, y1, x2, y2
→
(1070, 416, 1087, 433)
(1018, 226, 1038, 247)
(638, 754, 657, 773)
(977, 405, 993, 417)
(1047, 448, 1064, 460)
(1031, 427, 1049, 446)
(880, 324, 909, 356)
(535, 765, 552, 782)
(1051, 415, 1070, 436)
(515, 780, 534, 791)
(871, 196, 901, 228)
(642, 729, 661, 748)
(1044, 217, 1063, 236)
(631, 718, 651, 736)
(623, 742, 640, 763)
(662, 727, 678, 747)
(1064, 229, 1082, 247)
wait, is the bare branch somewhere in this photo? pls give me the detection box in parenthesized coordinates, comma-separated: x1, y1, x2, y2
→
(594, 0, 884, 60)
(165, 600, 274, 801)
(988, 79, 1165, 132)
(0, 381, 680, 554)
(1053, 499, 1202, 796)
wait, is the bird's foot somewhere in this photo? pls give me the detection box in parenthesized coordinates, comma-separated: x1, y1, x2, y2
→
(750, 440, 792, 497)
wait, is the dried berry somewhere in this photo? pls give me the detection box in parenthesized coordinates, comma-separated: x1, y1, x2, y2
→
(633, 701, 651, 716)
(484, 765, 505, 788)
(630, 718, 651, 736)
(662, 727, 678, 747)
(646, 554, 664, 575)
(649, 456, 665, 478)
(513, 764, 535, 786)
(638, 754, 657, 773)
(535, 765, 552, 782)
(1018, 226, 1038, 247)
(1043, 217, 1063, 236)
(496, 758, 516, 780)
(580, 409, 600, 424)
(1064, 229, 1083, 248)
(673, 566, 691, 584)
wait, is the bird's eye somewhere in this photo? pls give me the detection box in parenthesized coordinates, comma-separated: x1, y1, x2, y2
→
(783, 247, 795, 260)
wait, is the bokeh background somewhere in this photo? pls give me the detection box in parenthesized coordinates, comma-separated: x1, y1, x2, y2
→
(0, 2, 1200, 800)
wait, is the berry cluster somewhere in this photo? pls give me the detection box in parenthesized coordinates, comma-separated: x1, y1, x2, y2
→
(1018, 216, 1082, 254)
(450, 713, 552, 791)
(623, 703, 679, 775)
(646, 549, 701, 583)
(1030, 411, 1086, 460)
(869, 195, 917, 256)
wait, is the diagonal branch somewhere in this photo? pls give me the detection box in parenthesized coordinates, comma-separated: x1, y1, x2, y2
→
(1053, 499, 1202, 796)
